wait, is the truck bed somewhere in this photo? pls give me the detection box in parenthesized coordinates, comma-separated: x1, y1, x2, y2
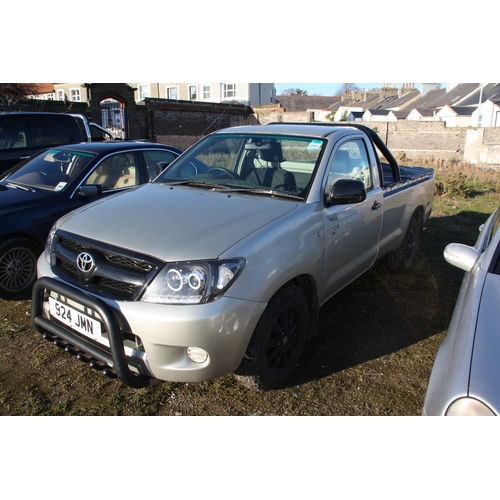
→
(381, 162, 434, 188)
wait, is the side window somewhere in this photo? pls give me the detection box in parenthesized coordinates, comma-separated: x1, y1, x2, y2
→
(143, 150, 179, 180)
(32, 118, 71, 147)
(84, 152, 138, 191)
(327, 139, 373, 192)
(0, 119, 28, 150)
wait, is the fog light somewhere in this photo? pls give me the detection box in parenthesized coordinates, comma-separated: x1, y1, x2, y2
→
(187, 347, 208, 364)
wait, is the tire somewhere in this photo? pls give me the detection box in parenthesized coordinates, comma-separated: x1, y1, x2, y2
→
(386, 215, 420, 273)
(234, 285, 309, 391)
(0, 238, 40, 300)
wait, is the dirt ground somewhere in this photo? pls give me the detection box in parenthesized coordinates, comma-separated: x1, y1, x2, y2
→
(0, 208, 470, 416)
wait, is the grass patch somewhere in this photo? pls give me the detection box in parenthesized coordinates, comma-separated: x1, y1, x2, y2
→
(0, 160, 499, 416)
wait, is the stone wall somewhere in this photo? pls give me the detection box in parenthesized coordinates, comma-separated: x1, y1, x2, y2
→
(2, 98, 88, 116)
(7, 88, 500, 165)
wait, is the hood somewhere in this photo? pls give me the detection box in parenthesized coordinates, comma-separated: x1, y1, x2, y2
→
(58, 183, 298, 261)
(0, 182, 63, 217)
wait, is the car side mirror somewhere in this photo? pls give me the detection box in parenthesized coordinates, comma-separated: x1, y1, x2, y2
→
(78, 184, 103, 197)
(326, 179, 366, 206)
(444, 243, 480, 272)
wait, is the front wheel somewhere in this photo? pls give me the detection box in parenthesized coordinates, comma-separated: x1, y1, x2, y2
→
(0, 238, 40, 300)
(234, 285, 309, 391)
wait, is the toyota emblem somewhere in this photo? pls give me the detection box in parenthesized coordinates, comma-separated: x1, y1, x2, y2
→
(76, 252, 95, 273)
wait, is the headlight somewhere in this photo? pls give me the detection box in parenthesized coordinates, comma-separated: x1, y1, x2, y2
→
(141, 259, 245, 305)
(44, 223, 58, 265)
(446, 397, 496, 416)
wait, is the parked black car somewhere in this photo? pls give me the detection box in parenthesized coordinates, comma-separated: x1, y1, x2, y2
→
(0, 112, 112, 175)
(0, 141, 183, 299)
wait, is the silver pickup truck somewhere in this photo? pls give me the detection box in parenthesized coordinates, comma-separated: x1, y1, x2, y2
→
(32, 123, 434, 391)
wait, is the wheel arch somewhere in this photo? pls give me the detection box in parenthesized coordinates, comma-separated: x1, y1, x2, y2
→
(282, 274, 319, 339)
(412, 205, 424, 249)
(0, 231, 45, 252)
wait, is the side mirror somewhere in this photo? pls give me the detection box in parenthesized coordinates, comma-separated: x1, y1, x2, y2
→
(78, 184, 103, 197)
(444, 243, 480, 272)
(326, 179, 366, 206)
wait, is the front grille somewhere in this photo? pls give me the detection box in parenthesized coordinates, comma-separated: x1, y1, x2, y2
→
(53, 230, 164, 301)
(102, 251, 154, 273)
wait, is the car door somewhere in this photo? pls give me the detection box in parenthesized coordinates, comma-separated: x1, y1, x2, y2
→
(68, 151, 143, 212)
(0, 116, 39, 174)
(322, 138, 383, 300)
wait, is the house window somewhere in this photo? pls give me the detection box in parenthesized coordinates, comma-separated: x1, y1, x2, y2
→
(46, 93, 55, 100)
(189, 85, 197, 100)
(57, 90, 65, 101)
(203, 85, 211, 100)
(138, 84, 150, 100)
(70, 88, 81, 101)
(221, 83, 236, 99)
(166, 86, 178, 100)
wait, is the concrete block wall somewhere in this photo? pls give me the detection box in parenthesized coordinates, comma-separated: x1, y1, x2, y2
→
(464, 128, 500, 165)
(358, 121, 466, 163)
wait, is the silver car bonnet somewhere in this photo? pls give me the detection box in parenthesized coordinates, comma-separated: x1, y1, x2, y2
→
(58, 183, 298, 261)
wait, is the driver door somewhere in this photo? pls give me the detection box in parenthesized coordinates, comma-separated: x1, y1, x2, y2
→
(322, 138, 383, 300)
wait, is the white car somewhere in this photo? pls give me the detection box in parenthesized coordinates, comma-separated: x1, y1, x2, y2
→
(423, 206, 500, 416)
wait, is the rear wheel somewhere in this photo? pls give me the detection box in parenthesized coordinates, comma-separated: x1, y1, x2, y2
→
(234, 285, 309, 391)
(387, 215, 420, 273)
(0, 238, 40, 300)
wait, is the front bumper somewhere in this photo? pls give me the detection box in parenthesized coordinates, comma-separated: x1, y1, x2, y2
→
(32, 268, 266, 387)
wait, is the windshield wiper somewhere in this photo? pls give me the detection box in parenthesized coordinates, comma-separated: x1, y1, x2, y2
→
(217, 187, 304, 201)
(161, 180, 229, 190)
(6, 182, 35, 192)
(162, 181, 303, 200)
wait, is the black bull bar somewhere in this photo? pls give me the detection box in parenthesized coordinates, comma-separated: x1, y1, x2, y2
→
(32, 277, 154, 388)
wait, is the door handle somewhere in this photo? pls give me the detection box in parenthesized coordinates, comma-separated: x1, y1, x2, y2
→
(372, 201, 381, 210)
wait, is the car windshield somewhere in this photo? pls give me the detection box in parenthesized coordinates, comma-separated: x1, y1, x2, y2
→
(155, 133, 326, 200)
(2, 149, 96, 191)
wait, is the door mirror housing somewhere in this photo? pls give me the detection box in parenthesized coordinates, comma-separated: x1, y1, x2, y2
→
(326, 179, 367, 206)
(78, 184, 103, 197)
(444, 243, 480, 272)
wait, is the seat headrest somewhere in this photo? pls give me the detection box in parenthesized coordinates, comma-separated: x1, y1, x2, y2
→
(259, 141, 284, 163)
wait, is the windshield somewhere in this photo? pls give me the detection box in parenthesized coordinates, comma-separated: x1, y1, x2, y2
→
(2, 149, 96, 191)
(155, 133, 326, 200)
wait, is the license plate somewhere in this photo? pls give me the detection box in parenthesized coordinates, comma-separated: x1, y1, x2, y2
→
(49, 297, 102, 341)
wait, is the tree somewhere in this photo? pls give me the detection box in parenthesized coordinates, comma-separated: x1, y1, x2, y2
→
(335, 83, 360, 95)
(0, 83, 40, 110)
(280, 88, 309, 96)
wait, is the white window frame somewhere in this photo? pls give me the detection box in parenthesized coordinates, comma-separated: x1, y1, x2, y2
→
(188, 84, 198, 101)
(138, 84, 150, 100)
(166, 86, 178, 100)
(203, 84, 211, 100)
(57, 89, 65, 101)
(221, 83, 236, 99)
(70, 88, 81, 101)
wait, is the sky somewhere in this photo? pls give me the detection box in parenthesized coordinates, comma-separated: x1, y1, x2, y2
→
(274, 83, 429, 96)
